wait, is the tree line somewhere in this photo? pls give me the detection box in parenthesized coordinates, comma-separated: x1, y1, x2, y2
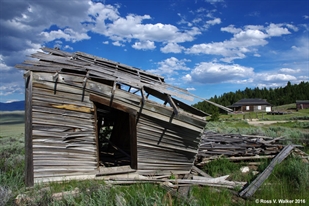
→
(193, 81, 309, 114)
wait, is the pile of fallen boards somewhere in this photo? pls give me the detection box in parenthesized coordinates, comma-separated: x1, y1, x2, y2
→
(197, 130, 285, 165)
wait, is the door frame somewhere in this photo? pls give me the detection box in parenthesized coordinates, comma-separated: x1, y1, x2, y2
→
(90, 94, 137, 170)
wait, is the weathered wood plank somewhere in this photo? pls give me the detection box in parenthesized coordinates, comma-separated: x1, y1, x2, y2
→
(32, 112, 94, 124)
(97, 166, 136, 176)
(138, 157, 195, 165)
(129, 113, 138, 170)
(136, 170, 190, 175)
(138, 116, 201, 139)
(34, 174, 97, 183)
(34, 160, 97, 166)
(33, 152, 96, 159)
(33, 155, 96, 161)
(16, 65, 61, 72)
(32, 88, 92, 105)
(137, 132, 199, 150)
(137, 142, 198, 154)
(33, 105, 93, 119)
(25, 72, 34, 187)
(191, 166, 213, 178)
(75, 51, 164, 79)
(33, 147, 96, 155)
(137, 150, 195, 160)
(137, 125, 200, 144)
(239, 145, 295, 198)
(34, 168, 97, 175)
(89, 93, 137, 115)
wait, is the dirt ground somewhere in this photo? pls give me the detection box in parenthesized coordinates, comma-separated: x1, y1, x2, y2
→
(247, 119, 309, 126)
(246, 120, 288, 126)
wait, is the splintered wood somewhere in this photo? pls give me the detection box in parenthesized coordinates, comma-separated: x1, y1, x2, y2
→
(16, 47, 210, 185)
(196, 131, 285, 165)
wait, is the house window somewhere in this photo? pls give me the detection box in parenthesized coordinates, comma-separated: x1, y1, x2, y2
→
(246, 106, 250, 110)
(258, 106, 261, 110)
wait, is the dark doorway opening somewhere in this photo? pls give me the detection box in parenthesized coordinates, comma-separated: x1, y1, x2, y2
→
(90, 94, 137, 173)
(97, 105, 131, 167)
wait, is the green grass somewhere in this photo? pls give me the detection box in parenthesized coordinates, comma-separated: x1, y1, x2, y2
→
(1, 110, 309, 206)
(272, 103, 296, 111)
(250, 157, 309, 205)
(191, 186, 243, 206)
(206, 120, 308, 144)
(270, 121, 309, 129)
(203, 158, 239, 177)
(0, 111, 25, 124)
(14, 181, 188, 206)
(0, 111, 24, 138)
(0, 136, 25, 205)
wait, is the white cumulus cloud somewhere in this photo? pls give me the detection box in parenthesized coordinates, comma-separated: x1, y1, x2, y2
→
(183, 62, 254, 84)
(148, 57, 191, 77)
(279, 68, 301, 73)
(160, 43, 184, 53)
(132, 40, 156, 50)
(186, 23, 293, 62)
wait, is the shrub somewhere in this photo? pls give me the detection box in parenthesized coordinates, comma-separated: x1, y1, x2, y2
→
(209, 107, 220, 122)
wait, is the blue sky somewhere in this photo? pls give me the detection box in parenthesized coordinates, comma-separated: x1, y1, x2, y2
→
(0, 0, 308, 104)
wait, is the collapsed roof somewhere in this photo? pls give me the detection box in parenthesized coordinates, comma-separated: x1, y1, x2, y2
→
(16, 47, 231, 114)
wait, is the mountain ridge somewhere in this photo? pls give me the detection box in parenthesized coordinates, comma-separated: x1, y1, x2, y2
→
(0, 101, 25, 111)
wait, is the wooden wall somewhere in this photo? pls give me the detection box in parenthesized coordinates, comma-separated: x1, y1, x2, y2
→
(28, 71, 206, 184)
(31, 72, 98, 183)
(136, 114, 202, 175)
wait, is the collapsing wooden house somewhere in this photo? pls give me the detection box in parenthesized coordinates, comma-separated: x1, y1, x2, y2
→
(16, 47, 229, 186)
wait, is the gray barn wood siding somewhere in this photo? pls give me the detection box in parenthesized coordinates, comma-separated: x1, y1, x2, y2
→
(17, 48, 211, 185)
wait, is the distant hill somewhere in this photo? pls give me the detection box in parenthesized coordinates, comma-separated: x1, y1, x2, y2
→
(0, 101, 25, 111)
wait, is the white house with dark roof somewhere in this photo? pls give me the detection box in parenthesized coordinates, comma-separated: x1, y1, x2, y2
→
(228, 99, 272, 112)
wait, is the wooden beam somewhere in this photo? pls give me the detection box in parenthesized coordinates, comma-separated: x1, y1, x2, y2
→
(144, 86, 207, 117)
(172, 98, 209, 117)
(166, 94, 179, 116)
(191, 166, 213, 178)
(25, 72, 34, 187)
(129, 113, 137, 169)
(81, 71, 89, 102)
(157, 112, 175, 145)
(94, 103, 100, 168)
(52, 72, 59, 81)
(239, 145, 295, 198)
(53, 72, 58, 95)
(136, 87, 145, 125)
(89, 93, 137, 116)
(23, 70, 30, 79)
(109, 81, 117, 107)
